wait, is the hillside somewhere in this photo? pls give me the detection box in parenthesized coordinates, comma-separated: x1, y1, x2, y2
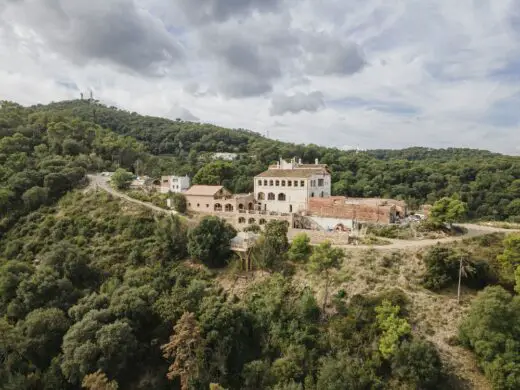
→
(28, 99, 520, 221)
(2, 99, 520, 390)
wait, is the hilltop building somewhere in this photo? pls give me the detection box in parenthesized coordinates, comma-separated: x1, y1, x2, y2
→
(254, 158, 331, 213)
(160, 175, 190, 194)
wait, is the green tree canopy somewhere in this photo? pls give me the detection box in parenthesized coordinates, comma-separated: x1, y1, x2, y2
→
(110, 169, 134, 190)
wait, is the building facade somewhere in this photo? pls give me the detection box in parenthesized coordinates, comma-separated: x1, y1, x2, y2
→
(160, 175, 190, 194)
(254, 158, 331, 213)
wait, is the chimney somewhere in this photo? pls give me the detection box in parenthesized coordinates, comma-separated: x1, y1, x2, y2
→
(315, 158, 319, 165)
(298, 158, 302, 164)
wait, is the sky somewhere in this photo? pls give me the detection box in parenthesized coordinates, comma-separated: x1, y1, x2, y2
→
(1, 0, 520, 155)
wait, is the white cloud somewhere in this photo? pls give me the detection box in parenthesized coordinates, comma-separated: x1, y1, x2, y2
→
(0, 0, 519, 155)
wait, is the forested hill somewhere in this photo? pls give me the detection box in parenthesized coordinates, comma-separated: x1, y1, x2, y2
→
(28, 99, 520, 221)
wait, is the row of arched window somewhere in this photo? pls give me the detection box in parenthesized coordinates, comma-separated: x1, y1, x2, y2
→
(257, 192, 286, 201)
(238, 217, 266, 225)
(257, 179, 305, 187)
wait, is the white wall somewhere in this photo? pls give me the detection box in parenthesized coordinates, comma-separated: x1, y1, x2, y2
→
(254, 177, 309, 213)
(161, 176, 191, 194)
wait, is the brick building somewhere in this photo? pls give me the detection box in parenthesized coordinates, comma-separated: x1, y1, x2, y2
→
(308, 196, 406, 224)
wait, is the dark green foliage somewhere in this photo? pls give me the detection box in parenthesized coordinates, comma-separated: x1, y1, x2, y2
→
(188, 216, 237, 268)
(421, 245, 495, 290)
(111, 168, 134, 190)
(391, 340, 443, 389)
(255, 220, 289, 270)
(170, 192, 187, 213)
(459, 286, 520, 390)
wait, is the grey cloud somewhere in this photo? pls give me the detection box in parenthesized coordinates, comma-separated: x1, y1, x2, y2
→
(195, 20, 300, 98)
(302, 34, 366, 76)
(175, 0, 280, 25)
(4, 0, 183, 75)
(269, 91, 325, 116)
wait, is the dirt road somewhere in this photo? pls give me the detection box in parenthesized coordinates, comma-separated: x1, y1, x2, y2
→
(86, 174, 178, 216)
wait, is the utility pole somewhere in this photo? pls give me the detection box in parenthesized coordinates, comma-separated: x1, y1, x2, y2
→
(457, 255, 463, 304)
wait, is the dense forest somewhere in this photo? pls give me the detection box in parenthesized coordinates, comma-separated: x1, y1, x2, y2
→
(2, 99, 520, 389)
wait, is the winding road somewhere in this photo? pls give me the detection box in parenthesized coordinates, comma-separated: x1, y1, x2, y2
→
(87, 174, 518, 250)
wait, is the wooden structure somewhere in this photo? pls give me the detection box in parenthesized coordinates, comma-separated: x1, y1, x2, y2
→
(230, 232, 260, 271)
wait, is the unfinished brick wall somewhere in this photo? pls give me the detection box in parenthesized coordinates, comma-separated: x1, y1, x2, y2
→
(308, 197, 395, 224)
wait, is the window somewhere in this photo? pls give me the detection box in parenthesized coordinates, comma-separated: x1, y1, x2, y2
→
(238, 217, 246, 224)
(287, 181, 292, 187)
(258, 180, 262, 186)
(269, 180, 274, 186)
(311, 193, 314, 197)
(268, 193, 275, 200)
(318, 179, 324, 186)
(320, 191, 324, 197)
(206, 204, 209, 208)
(257, 192, 265, 200)
(281, 180, 286, 187)
(264, 180, 268, 186)
(197, 203, 200, 207)
(275, 180, 280, 186)
(300, 180, 305, 187)
(278, 193, 286, 201)
(294, 181, 298, 187)
(188, 203, 191, 207)
(259, 218, 266, 225)
(248, 218, 256, 224)
(225, 204, 234, 212)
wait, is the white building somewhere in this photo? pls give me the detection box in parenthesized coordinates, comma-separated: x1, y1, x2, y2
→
(212, 152, 238, 161)
(254, 158, 331, 213)
(160, 175, 190, 194)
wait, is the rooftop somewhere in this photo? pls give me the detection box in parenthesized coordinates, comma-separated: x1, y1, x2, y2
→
(256, 168, 329, 178)
(184, 185, 224, 196)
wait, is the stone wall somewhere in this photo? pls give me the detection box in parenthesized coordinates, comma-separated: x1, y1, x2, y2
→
(196, 210, 293, 230)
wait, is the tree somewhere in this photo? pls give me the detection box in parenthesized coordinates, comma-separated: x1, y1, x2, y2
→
(22, 186, 49, 210)
(498, 233, 520, 288)
(110, 168, 134, 190)
(155, 215, 189, 262)
(288, 233, 312, 263)
(193, 161, 234, 185)
(171, 192, 187, 213)
(188, 216, 236, 267)
(19, 308, 70, 369)
(430, 196, 467, 228)
(255, 220, 289, 270)
(375, 300, 411, 359)
(308, 242, 344, 312)
(161, 312, 204, 390)
(82, 370, 119, 390)
(391, 340, 443, 389)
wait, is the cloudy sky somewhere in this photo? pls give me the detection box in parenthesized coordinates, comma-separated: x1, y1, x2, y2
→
(1, 0, 520, 154)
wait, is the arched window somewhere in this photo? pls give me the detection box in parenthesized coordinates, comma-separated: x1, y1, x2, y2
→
(248, 218, 256, 224)
(320, 191, 324, 197)
(269, 180, 274, 186)
(310, 193, 314, 198)
(225, 204, 234, 212)
(248, 202, 254, 210)
(238, 217, 246, 224)
(268, 193, 275, 200)
(281, 180, 286, 187)
(278, 193, 286, 201)
(238, 203, 244, 210)
(275, 180, 280, 186)
(257, 192, 265, 200)
(214, 203, 222, 211)
(259, 218, 266, 225)
(257, 180, 262, 186)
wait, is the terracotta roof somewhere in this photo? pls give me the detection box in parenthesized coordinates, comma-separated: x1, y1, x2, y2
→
(255, 168, 329, 178)
(184, 185, 224, 196)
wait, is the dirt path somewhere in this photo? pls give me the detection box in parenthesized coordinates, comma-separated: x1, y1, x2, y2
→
(334, 224, 519, 251)
(86, 174, 178, 216)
